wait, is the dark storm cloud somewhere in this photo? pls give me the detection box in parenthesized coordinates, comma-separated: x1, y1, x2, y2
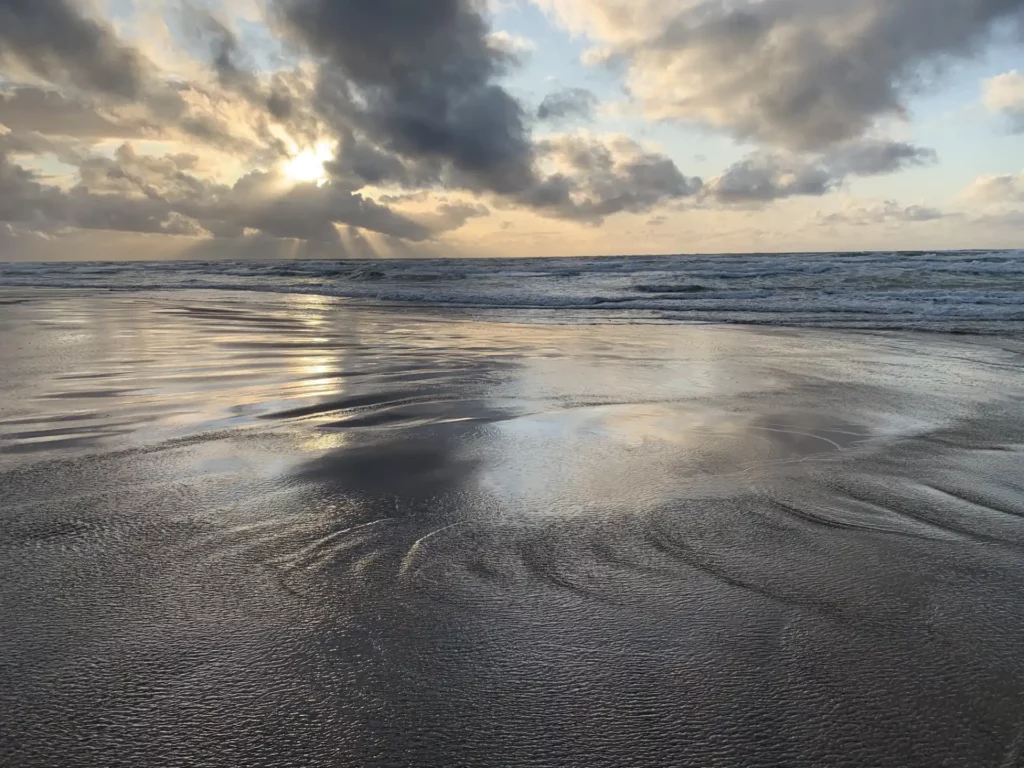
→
(0, 143, 436, 242)
(705, 139, 937, 204)
(267, 0, 698, 221)
(0, 0, 147, 98)
(706, 153, 834, 204)
(0, 145, 220, 236)
(325, 126, 446, 190)
(826, 140, 937, 177)
(431, 202, 491, 232)
(537, 88, 599, 122)
(0, 148, 65, 223)
(0, 87, 154, 139)
(271, 0, 538, 195)
(0, 126, 87, 165)
(0, 147, 185, 238)
(584, 0, 1024, 150)
(230, 171, 434, 241)
(523, 134, 702, 222)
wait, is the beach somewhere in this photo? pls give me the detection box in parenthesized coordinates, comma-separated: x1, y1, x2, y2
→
(3, 288, 1024, 767)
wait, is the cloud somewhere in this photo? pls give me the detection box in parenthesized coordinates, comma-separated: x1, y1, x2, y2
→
(271, 0, 538, 195)
(524, 133, 702, 221)
(429, 202, 492, 232)
(0, 124, 87, 165)
(231, 171, 435, 241)
(487, 31, 535, 55)
(1, 79, 298, 167)
(705, 139, 936, 203)
(962, 171, 1024, 203)
(0, 87, 155, 139)
(0, 144, 229, 238)
(825, 139, 938, 177)
(0, 0, 1004, 259)
(180, 5, 252, 88)
(817, 199, 948, 227)
(537, 87, 599, 122)
(76, 144, 207, 201)
(2, 4, 320, 165)
(0, 141, 440, 245)
(984, 71, 1024, 132)
(539, 0, 1024, 150)
(706, 153, 833, 204)
(0, 0, 149, 98)
(0, 147, 65, 224)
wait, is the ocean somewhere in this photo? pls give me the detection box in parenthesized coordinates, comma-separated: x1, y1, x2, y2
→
(3, 249, 1024, 333)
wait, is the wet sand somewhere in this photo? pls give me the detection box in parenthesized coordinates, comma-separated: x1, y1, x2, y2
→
(2, 289, 1024, 767)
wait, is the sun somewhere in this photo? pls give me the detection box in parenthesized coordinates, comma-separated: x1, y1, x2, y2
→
(284, 142, 333, 185)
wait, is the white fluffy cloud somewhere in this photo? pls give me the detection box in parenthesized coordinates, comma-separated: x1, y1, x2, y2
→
(963, 171, 1024, 204)
(984, 71, 1024, 132)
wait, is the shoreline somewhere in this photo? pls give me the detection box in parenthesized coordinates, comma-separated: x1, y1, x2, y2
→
(5, 285, 1024, 342)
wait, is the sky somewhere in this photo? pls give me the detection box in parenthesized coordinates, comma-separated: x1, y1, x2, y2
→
(1, 0, 1024, 260)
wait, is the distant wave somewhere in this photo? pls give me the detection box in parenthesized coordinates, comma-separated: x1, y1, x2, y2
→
(3, 250, 1024, 334)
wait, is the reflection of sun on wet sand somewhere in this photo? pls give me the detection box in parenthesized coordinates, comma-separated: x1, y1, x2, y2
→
(2, 290, 1024, 768)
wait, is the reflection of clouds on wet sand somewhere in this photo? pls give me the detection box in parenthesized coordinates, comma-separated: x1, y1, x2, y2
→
(3, 291, 1024, 767)
(475, 405, 869, 515)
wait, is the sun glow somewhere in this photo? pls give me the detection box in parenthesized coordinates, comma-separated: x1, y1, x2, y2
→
(284, 142, 333, 184)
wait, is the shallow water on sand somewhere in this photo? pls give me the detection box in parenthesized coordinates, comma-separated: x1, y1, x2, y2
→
(2, 290, 1024, 767)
